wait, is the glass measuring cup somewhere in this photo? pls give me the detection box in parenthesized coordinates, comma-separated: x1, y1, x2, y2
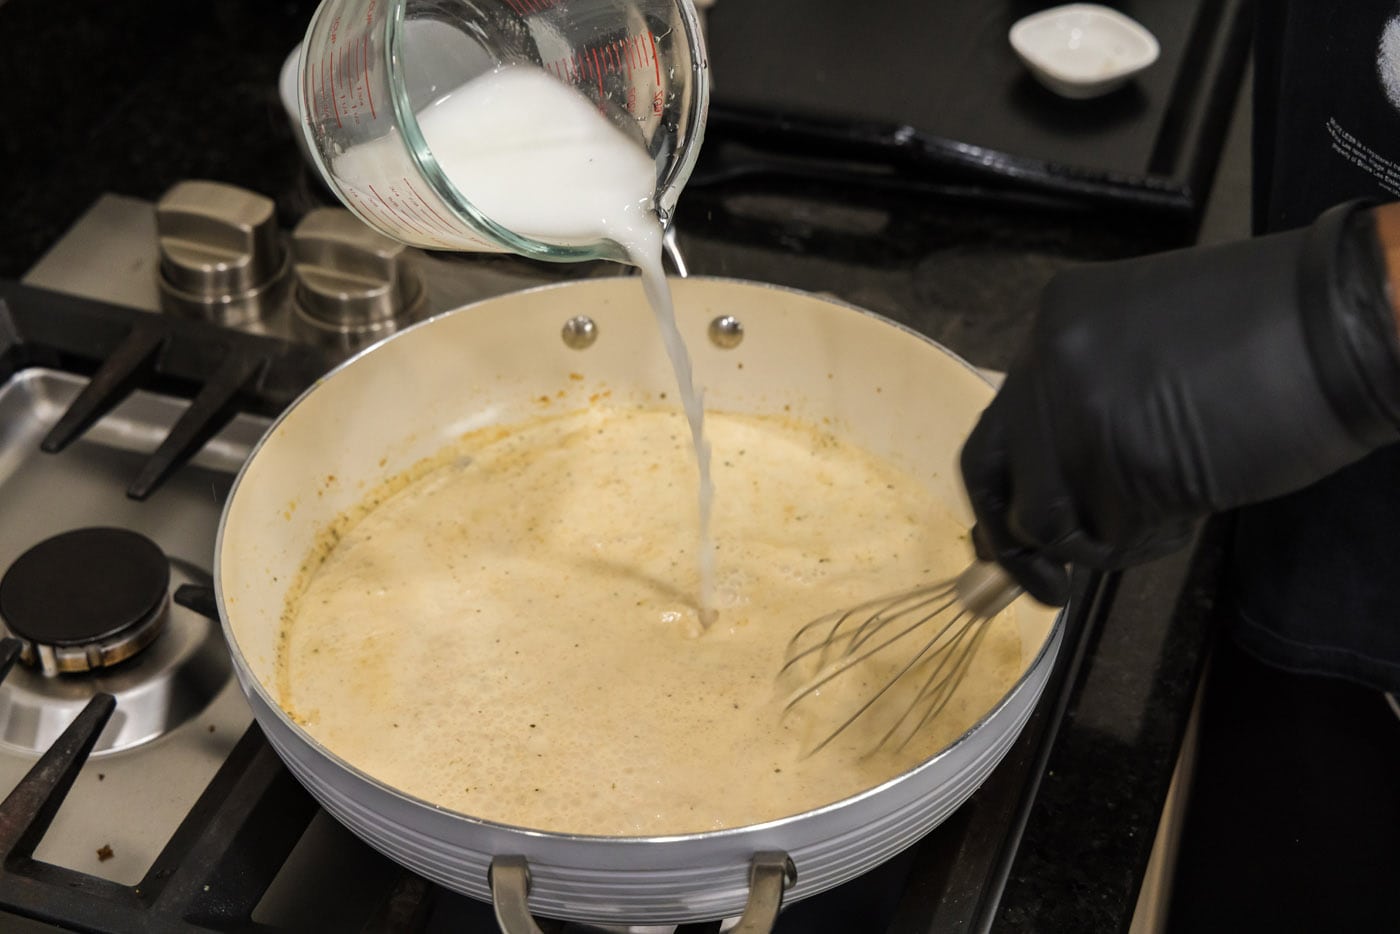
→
(298, 0, 708, 262)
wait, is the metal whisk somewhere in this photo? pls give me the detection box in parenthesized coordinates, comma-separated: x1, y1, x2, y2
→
(778, 560, 1022, 757)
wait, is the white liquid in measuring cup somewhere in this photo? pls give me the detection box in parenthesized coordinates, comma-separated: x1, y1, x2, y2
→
(414, 67, 657, 247)
(411, 67, 717, 623)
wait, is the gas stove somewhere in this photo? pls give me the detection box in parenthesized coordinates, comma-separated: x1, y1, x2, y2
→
(0, 181, 1112, 933)
(0, 0, 1267, 919)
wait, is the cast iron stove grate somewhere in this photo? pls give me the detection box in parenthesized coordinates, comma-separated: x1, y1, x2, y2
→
(0, 633, 441, 933)
(0, 281, 333, 501)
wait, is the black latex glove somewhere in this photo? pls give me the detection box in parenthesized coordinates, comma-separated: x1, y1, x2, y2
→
(961, 202, 1400, 606)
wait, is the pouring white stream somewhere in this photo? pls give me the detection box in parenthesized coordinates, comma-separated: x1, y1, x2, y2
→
(413, 67, 717, 622)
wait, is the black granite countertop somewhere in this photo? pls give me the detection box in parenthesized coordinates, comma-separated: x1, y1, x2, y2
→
(0, 1, 1246, 931)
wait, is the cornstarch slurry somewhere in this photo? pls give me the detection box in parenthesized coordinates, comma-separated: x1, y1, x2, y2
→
(409, 66, 716, 621)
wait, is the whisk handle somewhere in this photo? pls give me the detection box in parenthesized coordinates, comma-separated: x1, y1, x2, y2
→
(956, 561, 1023, 617)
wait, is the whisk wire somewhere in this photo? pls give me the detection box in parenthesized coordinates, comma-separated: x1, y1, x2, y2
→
(780, 606, 944, 721)
(879, 611, 991, 752)
(801, 603, 973, 759)
(777, 582, 958, 679)
(843, 585, 960, 659)
(779, 560, 1023, 758)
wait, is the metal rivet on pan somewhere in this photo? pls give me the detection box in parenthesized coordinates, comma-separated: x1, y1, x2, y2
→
(708, 315, 744, 349)
(561, 315, 598, 350)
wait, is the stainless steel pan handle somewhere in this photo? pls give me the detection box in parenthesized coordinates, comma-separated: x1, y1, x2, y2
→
(488, 856, 542, 934)
(733, 851, 799, 933)
(488, 851, 797, 934)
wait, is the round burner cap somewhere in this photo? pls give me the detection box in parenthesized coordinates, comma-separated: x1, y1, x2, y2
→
(0, 528, 171, 675)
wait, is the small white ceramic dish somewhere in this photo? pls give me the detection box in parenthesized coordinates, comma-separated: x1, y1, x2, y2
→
(1009, 3, 1160, 99)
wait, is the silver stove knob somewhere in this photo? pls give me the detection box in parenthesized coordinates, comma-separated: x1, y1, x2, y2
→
(156, 180, 291, 327)
(290, 208, 427, 352)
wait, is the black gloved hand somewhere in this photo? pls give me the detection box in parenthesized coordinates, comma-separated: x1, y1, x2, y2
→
(960, 202, 1400, 606)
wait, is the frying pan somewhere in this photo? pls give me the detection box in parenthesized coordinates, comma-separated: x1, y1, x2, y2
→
(215, 277, 1063, 928)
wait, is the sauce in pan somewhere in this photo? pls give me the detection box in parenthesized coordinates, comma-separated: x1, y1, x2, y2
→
(277, 406, 1024, 835)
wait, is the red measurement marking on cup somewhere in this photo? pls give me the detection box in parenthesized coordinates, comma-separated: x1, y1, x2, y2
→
(380, 190, 436, 239)
(348, 188, 458, 249)
(345, 187, 400, 234)
(367, 184, 431, 237)
(356, 177, 468, 247)
(399, 178, 459, 234)
(390, 181, 454, 238)
(350, 40, 365, 123)
(391, 192, 438, 235)
(320, 26, 380, 126)
(343, 188, 402, 238)
(362, 35, 377, 118)
(346, 46, 357, 116)
(544, 32, 661, 100)
(327, 51, 344, 129)
(543, 33, 666, 118)
(338, 46, 349, 121)
(590, 48, 605, 111)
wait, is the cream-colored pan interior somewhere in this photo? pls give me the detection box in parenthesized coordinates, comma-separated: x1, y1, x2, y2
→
(218, 276, 1054, 720)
